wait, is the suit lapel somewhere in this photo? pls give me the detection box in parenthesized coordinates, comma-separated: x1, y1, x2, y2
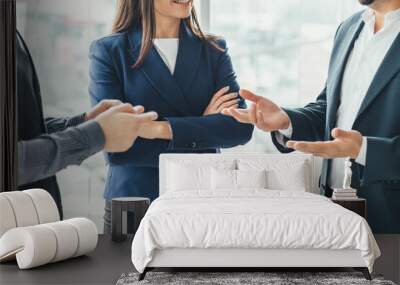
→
(356, 33, 400, 118)
(173, 22, 203, 96)
(127, 25, 194, 116)
(326, 20, 364, 131)
(141, 48, 192, 115)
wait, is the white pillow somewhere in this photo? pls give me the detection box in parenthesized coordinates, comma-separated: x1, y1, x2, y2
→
(167, 160, 236, 192)
(211, 169, 268, 191)
(266, 163, 308, 191)
(211, 168, 236, 190)
(236, 169, 267, 189)
(238, 158, 310, 192)
(167, 162, 211, 191)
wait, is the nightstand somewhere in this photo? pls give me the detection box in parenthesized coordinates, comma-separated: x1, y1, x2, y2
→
(331, 198, 366, 218)
(111, 197, 150, 242)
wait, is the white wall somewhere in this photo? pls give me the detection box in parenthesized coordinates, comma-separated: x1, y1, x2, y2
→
(17, 0, 359, 233)
(17, 0, 116, 232)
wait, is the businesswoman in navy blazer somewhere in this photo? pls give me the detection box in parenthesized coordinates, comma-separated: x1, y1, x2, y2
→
(89, 0, 253, 233)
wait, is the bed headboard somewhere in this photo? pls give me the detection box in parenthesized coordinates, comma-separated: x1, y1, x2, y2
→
(159, 153, 316, 195)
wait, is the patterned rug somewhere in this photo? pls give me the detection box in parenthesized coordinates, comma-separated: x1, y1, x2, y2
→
(117, 272, 396, 285)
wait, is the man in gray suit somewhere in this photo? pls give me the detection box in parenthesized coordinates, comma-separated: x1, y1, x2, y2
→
(224, 0, 400, 281)
(17, 31, 157, 217)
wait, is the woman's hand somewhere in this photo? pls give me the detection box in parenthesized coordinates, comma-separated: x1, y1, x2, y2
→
(203, 86, 240, 116)
(138, 121, 173, 140)
(85, 99, 122, 121)
(95, 104, 158, 152)
(137, 86, 239, 140)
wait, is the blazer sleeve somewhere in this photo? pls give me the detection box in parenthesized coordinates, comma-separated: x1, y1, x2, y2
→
(166, 40, 254, 150)
(362, 135, 400, 185)
(271, 87, 327, 153)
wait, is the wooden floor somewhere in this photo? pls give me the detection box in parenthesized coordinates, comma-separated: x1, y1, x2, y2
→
(373, 235, 400, 284)
(0, 235, 134, 285)
(1, 235, 398, 284)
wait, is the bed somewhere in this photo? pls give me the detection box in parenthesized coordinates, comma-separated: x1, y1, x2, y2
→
(131, 154, 380, 281)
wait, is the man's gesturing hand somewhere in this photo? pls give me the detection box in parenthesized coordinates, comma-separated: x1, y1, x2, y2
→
(95, 103, 158, 153)
(286, 128, 363, 159)
(221, 89, 291, 132)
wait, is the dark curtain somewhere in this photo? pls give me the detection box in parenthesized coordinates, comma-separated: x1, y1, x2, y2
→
(0, 0, 17, 193)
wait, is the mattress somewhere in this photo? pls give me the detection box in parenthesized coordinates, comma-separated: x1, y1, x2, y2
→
(131, 190, 380, 273)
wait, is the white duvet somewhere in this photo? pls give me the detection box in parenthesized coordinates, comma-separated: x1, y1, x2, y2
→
(131, 190, 380, 273)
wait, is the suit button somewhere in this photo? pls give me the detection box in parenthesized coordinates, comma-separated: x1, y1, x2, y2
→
(192, 142, 197, 148)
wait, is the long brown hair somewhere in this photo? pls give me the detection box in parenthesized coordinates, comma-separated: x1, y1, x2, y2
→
(112, 0, 223, 68)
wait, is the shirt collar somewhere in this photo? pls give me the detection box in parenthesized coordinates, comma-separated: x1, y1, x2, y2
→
(362, 8, 400, 32)
(361, 8, 375, 23)
(384, 8, 400, 25)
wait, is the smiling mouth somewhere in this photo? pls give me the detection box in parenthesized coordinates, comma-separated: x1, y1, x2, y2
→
(172, 0, 192, 5)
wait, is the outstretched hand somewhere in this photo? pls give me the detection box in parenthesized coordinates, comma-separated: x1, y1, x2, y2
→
(221, 89, 291, 132)
(286, 128, 363, 159)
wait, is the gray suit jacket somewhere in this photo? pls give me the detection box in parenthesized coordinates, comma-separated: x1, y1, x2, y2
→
(17, 31, 105, 217)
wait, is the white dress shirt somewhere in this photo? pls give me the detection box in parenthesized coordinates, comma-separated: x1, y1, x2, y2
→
(153, 38, 179, 74)
(279, 8, 400, 188)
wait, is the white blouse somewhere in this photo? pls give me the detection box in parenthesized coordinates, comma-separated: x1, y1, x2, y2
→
(153, 38, 179, 74)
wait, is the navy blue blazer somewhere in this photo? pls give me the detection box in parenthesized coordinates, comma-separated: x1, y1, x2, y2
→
(272, 11, 400, 234)
(89, 23, 253, 201)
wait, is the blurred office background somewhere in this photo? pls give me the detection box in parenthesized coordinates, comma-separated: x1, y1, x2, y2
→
(17, 0, 361, 232)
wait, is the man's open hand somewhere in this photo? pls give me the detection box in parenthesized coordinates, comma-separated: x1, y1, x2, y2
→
(286, 128, 363, 159)
(221, 89, 291, 132)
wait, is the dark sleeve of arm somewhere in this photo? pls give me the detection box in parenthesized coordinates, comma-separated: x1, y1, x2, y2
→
(361, 135, 400, 185)
(271, 87, 327, 153)
(166, 40, 254, 150)
(18, 121, 105, 186)
(45, 113, 87, 134)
